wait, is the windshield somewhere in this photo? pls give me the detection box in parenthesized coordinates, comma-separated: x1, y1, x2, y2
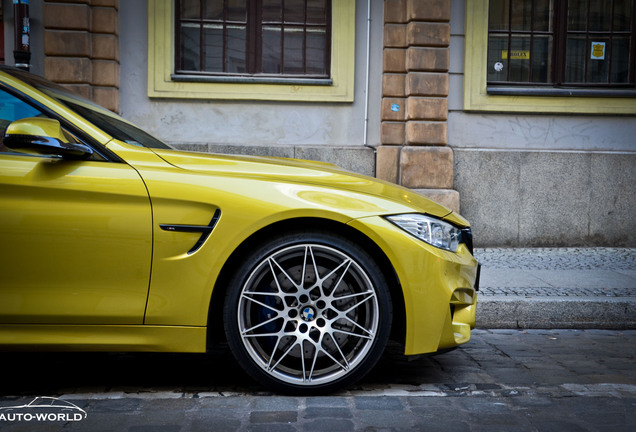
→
(2, 67, 171, 150)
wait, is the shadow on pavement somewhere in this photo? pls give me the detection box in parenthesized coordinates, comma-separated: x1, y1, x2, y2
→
(0, 341, 447, 396)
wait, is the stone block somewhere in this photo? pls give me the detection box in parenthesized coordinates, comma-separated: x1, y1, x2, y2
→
(477, 297, 636, 329)
(406, 47, 449, 72)
(61, 84, 92, 99)
(381, 122, 405, 145)
(92, 33, 119, 60)
(43, 3, 90, 30)
(91, 86, 119, 112)
(44, 30, 90, 56)
(383, 49, 406, 73)
(407, 22, 450, 47)
(384, 0, 408, 23)
(384, 24, 407, 48)
(518, 152, 591, 246)
(453, 149, 521, 246)
(92, 60, 119, 86)
(407, 72, 449, 96)
(170, 143, 210, 154)
(381, 98, 406, 121)
(589, 153, 636, 246)
(91, 6, 118, 34)
(400, 146, 454, 189)
(407, 0, 450, 22)
(382, 74, 406, 97)
(44, 57, 92, 83)
(376, 145, 401, 184)
(90, 0, 118, 8)
(453, 149, 636, 247)
(207, 144, 295, 159)
(406, 121, 447, 145)
(407, 97, 448, 121)
(293, 146, 376, 177)
(413, 188, 459, 213)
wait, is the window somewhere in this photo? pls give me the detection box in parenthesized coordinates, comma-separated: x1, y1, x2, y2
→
(175, 0, 331, 79)
(0, 88, 42, 153)
(463, 0, 636, 114)
(148, 0, 355, 102)
(0, 87, 102, 159)
(487, 0, 635, 88)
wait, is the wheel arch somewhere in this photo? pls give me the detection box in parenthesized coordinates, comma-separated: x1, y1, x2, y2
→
(206, 217, 406, 349)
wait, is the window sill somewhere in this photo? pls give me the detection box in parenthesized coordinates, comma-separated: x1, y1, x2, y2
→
(171, 74, 333, 86)
(487, 86, 636, 98)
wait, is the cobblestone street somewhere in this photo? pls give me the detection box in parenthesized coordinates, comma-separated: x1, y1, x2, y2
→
(1, 329, 635, 431)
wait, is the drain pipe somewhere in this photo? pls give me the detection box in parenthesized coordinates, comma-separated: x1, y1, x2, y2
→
(363, 0, 372, 149)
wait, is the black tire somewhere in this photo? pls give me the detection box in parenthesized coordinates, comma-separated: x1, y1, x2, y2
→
(223, 230, 392, 395)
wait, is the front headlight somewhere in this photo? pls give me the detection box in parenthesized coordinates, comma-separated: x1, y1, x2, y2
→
(386, 214, 461, 252)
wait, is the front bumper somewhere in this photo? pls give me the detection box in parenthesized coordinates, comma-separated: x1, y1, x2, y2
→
(349, 217, 480, 355)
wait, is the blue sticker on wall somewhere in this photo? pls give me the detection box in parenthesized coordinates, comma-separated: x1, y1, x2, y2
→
(391, 103, 400, 112)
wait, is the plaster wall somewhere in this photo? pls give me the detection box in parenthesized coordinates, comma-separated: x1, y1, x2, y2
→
(118, 0, 384, 170)
(449, 0, 636, 246)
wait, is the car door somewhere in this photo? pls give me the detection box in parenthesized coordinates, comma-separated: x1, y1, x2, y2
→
(0, 87, 152, 325)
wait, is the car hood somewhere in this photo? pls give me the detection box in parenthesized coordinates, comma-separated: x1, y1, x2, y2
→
(151, 149, 469, 226)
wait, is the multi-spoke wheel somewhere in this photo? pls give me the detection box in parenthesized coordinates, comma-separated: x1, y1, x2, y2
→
(223, 231, 392, 394)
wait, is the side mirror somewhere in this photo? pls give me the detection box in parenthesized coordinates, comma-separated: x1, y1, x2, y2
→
(3, 117, 93, 159)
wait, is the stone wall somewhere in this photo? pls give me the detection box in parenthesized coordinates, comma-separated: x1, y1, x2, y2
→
(377, 0, 458, 212)
(43, 0, 119, 112)
(454, 150, 636, 247)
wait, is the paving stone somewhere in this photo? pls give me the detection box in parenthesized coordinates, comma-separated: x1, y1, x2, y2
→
(303, 418, 355, 432)
(252, 397, 298, 411)
(304, 407, 352, 419)
(247, 424, 297, 432)
(354, 396, 405, 410)
(249, 410, 297, 423)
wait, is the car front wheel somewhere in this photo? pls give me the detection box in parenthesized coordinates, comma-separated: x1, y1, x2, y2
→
(223, 230, 392, 394)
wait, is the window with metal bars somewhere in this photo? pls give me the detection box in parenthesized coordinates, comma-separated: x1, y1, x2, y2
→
(175, 0, 332, 79)
(487, 0, 635, 88)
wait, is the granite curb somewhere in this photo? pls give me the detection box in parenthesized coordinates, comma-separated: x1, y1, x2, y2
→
(473, 248, 636, 329)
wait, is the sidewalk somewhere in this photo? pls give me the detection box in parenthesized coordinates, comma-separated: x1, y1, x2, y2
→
(474, 248, 636, 329)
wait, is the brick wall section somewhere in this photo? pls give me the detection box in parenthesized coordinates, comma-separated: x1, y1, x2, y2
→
(43, 0, 119, 112)
(378, 0, 458, 212)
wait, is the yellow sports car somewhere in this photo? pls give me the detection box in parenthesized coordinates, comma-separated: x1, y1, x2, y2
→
(0, 65, 479, 394)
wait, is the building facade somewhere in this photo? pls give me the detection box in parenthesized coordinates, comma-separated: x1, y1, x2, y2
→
(3, 0, 635, 246)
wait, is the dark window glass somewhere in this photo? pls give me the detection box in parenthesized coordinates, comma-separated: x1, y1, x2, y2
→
(487, 0, 635, 88)
(0, 89, 43, 153)
(175, 0, 331, 78)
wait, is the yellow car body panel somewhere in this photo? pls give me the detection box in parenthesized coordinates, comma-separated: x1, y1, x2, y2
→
(0, 325, 206, 352)
(348, 217, 478, 354)
(0, 66, 479, 365)
(0, 153, 152, 325)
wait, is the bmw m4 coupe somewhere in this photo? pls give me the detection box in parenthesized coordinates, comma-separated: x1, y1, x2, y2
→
(0, 65, 479, 394)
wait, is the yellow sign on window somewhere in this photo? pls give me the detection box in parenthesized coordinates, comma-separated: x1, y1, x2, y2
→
(591, 42, 606, 60)
(502, 50, 530, 60)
